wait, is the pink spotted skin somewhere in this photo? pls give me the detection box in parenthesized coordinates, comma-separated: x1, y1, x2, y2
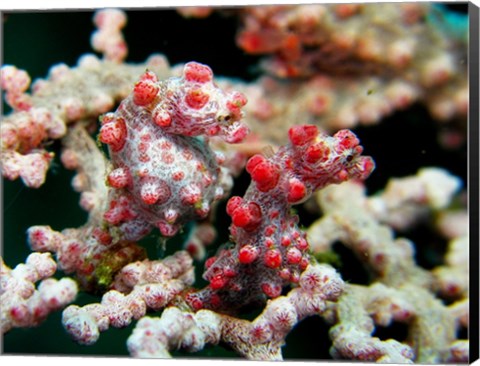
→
(99, 62, 249, 240)
(186, 125, 375, 311)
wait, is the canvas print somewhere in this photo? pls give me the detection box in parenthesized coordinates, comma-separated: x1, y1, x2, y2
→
(1, 2, 472, 362)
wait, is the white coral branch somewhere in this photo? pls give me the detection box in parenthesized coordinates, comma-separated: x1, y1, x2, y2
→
(1, 253, 78, 333)
(127, 262, 344, 360)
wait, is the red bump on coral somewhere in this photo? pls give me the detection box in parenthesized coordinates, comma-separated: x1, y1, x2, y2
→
(185, 88, 210, 109)
(248, 158, 280, 192)
(238, 244, 259, 264)
(287, 178, 307, 203)
(183, 61, 213, 83)
(305, 142, 330, 163)
(133, 78, 159, 106)
(288, 125, 318, 146)
(107, 167, 132, 188)
(261, 282, 282, 298)
(99, 115, 128, 152)
(264, 249, 282, 268)
(230, 201, 262, 231)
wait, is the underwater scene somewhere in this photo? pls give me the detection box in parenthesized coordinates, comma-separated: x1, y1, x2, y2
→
(1, 3, 473, 362)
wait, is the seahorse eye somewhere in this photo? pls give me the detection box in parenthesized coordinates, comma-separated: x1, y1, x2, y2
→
(216, 114, 232, 123)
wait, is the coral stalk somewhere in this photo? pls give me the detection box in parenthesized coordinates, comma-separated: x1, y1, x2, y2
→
(1, 253, 77, 333)
(62, 251, 194, 345)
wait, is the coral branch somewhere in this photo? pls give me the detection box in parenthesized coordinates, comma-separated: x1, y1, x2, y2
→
(330, 281, 461, 362)
(1, 253, 78, 333)
(62, 251, 193, 345)
(433, 236, 469, 299)
(25, 59, 249, 290)
(128, 262, 344, 360)
(127, 307, 221, 358)
(0, 55, 172, 187)
(91, 9, 128, 63)
(189, 4, 468, 148)
(329, 285, 415, 363)
(306, 176, 468, 362)
(1, 8, 172, 188)
(307, 179, 446, 286)
(366, 167, 462, 230)
(26, 124, 146, 290)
